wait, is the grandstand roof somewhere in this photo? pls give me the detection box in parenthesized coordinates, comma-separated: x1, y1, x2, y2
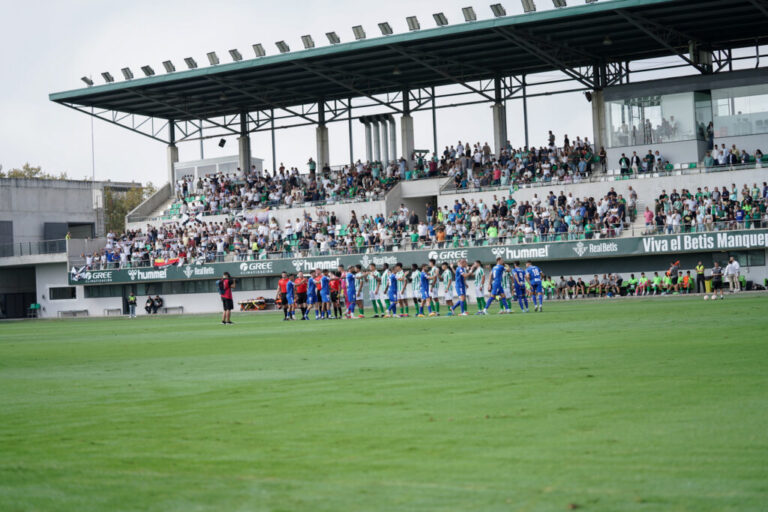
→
(50, 0, 768, 122)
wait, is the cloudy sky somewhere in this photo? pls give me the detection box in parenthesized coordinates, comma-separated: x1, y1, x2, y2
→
(0, 0, 679, 185)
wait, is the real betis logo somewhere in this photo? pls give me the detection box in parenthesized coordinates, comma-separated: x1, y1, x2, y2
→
(360, 254, 371, 268)
(573, 242, 588, 257)
(182, 266, 194, 279)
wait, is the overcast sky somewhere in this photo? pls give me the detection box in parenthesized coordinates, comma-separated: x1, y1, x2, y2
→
(1, 0, 678, 185)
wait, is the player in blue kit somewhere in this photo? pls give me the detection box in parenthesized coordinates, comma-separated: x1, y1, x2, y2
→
(320, 269, 331, 319)
(418, 264, 434, 317)
(512, 261, 529, 313)
(450, 259, 469, 316)
(306, 270, 320, 320)
(285, 276, 296, 320)
(482, 257, 511, 315)
(385, 263, 401, 318)
(525, 260, 545, 312)
(345, 266, 358, 319)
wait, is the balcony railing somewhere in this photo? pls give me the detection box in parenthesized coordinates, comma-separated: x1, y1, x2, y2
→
(0, 239, 67, 259)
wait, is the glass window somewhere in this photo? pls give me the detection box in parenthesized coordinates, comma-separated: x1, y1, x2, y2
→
(748, 250, 765, 267)
(712, 84, 768, 137)
(50, 287, 76, 300)
(607, 93, 696, 147)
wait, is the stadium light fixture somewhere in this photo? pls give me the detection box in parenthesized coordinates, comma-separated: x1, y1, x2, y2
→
(162, 60, 176, 73)
(552, 0, 567, 7)
(229, 49, 243, 61)
(81, 76, 93, 87)
(101, 72, 114, 83)
(326, 32, 341, 44)
(490, 4, 507, 17)
(141, 65, 155, 77)
(378, 22, 393, 35)
(585, 0, 598, 3)
(252, 44, 266, 57)
(276, 41, 290, 53)
(207, 52, 220, 65)
(184, 57, 198, 69)
(301, 35, 315, 49)
(603, 35, 613, 46)
(462, 7, 478, 21)
(121, 67, 134, 80)
(433, 12, 449, 26)
(406, 16, 421, 31)
(521, 0, 537, 13)
(352, 25, 366, 40)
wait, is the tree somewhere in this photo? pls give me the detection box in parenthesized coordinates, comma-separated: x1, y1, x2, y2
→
(0, 163, 70, 180)
(104, 182, 157, 234)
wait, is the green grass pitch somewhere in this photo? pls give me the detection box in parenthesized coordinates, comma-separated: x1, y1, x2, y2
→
(1, 296, 766, 511)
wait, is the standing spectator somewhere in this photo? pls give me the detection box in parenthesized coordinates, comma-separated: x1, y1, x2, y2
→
(725, 256, 740, 292)
(695, 261, 706, 294)
(127, 292, 137, 319)
(218, 271, 235, 325)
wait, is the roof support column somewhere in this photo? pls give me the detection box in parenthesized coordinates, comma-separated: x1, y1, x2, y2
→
(372, 120, 381, 164)
(167, 120, 178, 186)
(364, 121, 373, 163)
(238, 111, 251, 177)
(316, 102, 330, 171)
(401, 90, 415, 170)
(492, 78, 507, 158)
(380, 117, 389, 167)
(522, 75, 529, 149)
(591, 89, 607, 156)
(389, 117, 397, 164)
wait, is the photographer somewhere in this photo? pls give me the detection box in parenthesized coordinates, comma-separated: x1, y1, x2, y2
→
(218, 272, 236, 325)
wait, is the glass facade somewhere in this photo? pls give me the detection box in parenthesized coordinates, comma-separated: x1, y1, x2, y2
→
(712, 84, 768, 137)
(607, 92, 701, 148)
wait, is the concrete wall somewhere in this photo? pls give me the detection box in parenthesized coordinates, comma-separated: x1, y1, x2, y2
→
(126, 182, 171, 223)
(399, 178, 450, 198)
(438, 167, 768, 213)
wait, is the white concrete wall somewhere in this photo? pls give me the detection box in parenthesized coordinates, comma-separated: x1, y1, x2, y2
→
(605, 140, 703, 170)
(438, 167, 768, 213)
(399, 178, 450, 198)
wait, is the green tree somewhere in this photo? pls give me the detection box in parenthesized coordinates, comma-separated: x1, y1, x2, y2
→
(0, 163, 70, 180)
(104, 182, 157, 234)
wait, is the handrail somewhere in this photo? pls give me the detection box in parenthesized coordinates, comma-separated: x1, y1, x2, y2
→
(0, 239, 67, 258)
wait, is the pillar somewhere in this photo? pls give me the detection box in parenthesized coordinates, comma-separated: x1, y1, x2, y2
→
(389, 117, 397, 163)
(492, 104, 507, 158)
(401, 115, 415, 169)
(591, 89, 607, 152)
(365, 121, 373, 162)
(238, 112, 251, 176)
(316, 125, 330, 170)
(372, 121, 381, 163)
(167, 145, 179, 184)
(380, 118, 389, 166)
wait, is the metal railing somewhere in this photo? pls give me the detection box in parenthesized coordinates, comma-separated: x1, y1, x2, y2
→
(439, 162, 766, 195)
(0, 239, 67, 259)
(69, 221, 766, 270)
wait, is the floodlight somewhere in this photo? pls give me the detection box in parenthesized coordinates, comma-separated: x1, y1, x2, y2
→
(141, 65, 155, 76)
(490, 4, 507, 17)
(462, 7, 477, 21)
(433, 12, 449, 26)
(406, 16, 421, 31)
(301, 35, 315, 49)
(553, 0, 567, 7)
(603, 35, 613, 46)
(585, 0, 598, 3)
(276, 41, 290, 53)
(352, 25, 366, 40)
(207, 52, 220, 65)
(521, 0, 537, 12)
(378, 22, 393, 35)
(184, 57, 198, 69)
(162, 60, 176, 73)
(101, 72, 114, 83)
(229, 49, 243, 61)
(81, 76, 94, 87)
(326, 32, 341, 44)
(121, 67, 134, 80)
(252, 44, 266, 57)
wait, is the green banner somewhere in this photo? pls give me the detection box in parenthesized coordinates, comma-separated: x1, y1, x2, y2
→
(71, 229, 768, 285)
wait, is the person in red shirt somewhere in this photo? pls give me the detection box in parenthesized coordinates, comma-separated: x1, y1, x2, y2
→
(277, 271, 290, 320)
(330, 272, 342, 319)
(294, 272, 309, 320)
(218, 272, 236, 325)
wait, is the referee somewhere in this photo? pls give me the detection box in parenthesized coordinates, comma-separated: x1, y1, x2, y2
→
(219, 272, 235, 325)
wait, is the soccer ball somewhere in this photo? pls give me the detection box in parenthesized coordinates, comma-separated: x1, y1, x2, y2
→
(703, 295, 709, 301)
(711, 295, 717, 301)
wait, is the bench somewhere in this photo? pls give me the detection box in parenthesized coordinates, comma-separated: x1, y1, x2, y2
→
(160, 306, 184, 315)
(103, 308, 123, 317)
(58, 310, 89, 318)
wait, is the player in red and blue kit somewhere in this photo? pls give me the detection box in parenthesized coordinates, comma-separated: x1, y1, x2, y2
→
(525, 260, 544, 312)
(386, 263, 401, 317)
(482, 257, 511, 315)
(307, 271, 319, 320)
(418, 264, 434, 317)
(450, 259, 469, 316)
(285, 276, 296, 320)
(512, 261, 529, 313)
(320, 270, 331, 319)
(345, 266, 357, 318)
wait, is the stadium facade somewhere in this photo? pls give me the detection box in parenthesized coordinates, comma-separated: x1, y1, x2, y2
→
(2, 0, 767, 318)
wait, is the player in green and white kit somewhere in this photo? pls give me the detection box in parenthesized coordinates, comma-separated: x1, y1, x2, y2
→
(355, 265, 365, 317)
(380, 264, 392, 313)
(366, 263, 382, 317)
(471, 261, 487, 313)
(428, 259, 441, 315)
(410, 264, 421, 314)
(395, 266, 408, 316)
(502, 264, 512, 298)
(440, 262, 454, 315)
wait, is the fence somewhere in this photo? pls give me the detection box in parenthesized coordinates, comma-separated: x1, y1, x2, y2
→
(0, 239, 67, 259)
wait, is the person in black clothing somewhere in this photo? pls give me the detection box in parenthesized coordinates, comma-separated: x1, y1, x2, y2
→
(152, 296, 163, 314)
(145, 297, 154, 315)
